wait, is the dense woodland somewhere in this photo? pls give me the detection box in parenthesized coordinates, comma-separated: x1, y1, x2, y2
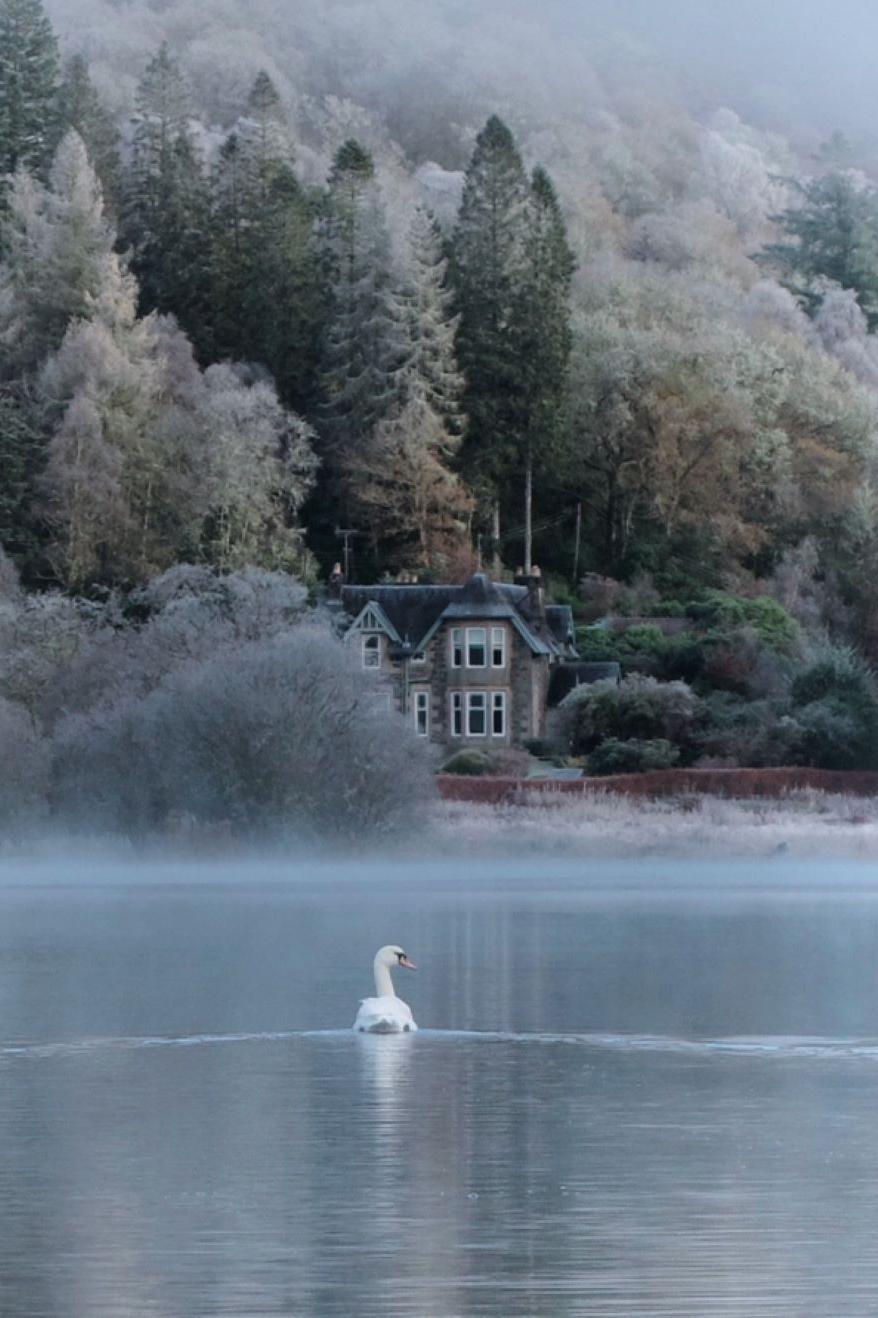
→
(4, 0, 878, 829)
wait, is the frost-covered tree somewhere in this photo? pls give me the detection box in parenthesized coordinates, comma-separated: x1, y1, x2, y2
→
(41, 565, 310, 726)
(761, 171, 878, 329)
(0, 131, 118, 378)
(54, 54, 120, 202)
(0, 0, 58, 182)
(317, 139, 406, 500)
(38, 309, 166, 589)
(52, 625, 434, 838)
(400, 204, 465, 432)
(194, 364, 318, 573)
(0, 695, 48, 831)
(344, 392, 471, 571)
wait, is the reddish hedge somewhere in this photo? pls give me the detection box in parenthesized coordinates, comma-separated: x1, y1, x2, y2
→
(438, 767, 878, 806)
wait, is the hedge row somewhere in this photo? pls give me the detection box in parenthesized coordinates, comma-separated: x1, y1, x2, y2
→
(437, 768, 878, 805)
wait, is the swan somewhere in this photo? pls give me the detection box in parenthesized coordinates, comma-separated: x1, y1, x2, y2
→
(353, 945, 418, 1033)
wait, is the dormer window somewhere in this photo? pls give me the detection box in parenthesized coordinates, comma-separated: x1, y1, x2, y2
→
(451, 629, 463, 668)
(362, 634, 381, 669)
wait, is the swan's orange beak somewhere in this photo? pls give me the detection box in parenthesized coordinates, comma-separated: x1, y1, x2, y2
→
(400, 956, 417, 970)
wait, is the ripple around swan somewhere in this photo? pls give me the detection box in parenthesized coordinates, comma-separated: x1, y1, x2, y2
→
(3, 1028, 878, 1061)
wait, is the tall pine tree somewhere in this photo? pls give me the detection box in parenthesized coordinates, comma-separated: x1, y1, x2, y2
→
(761, 172, 878, 329)
(55, 55, 120, 206)
(343, 205, 472, 572)
(211, 71, 323, 412)
(317, 140, 405, 510)
(514, 166, 574, 570)
(121, 43, 211, 342)
(450, 116, 529, 559)
(402, 204, 465, 433)
(0, 0, 58, 183)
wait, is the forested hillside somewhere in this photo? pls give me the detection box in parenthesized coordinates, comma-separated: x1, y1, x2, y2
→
(4, 0, 878, 806)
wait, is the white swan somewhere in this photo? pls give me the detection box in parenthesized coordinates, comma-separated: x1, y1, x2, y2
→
(353, 945, 418, 1033)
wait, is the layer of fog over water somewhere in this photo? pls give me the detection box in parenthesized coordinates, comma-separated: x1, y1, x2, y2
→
(2, 855, 878, 1315)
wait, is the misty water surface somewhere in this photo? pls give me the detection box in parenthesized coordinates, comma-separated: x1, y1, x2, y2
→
(1, 855, 878, 1316)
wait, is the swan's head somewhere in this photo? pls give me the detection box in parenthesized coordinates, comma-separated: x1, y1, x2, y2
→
(376, 944, 417, 971)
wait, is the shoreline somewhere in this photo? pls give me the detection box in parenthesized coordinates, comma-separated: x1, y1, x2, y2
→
(431, 790, 878, 859)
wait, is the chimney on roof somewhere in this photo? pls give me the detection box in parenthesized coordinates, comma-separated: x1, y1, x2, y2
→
(514, 564, 546, 630)
(328, 562, 344, 600)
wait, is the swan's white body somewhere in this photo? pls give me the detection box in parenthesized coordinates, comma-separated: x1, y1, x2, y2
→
(354, 945, 418, 1033)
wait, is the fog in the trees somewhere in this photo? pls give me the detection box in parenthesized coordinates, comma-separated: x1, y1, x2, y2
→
(42, 0, 878, 156)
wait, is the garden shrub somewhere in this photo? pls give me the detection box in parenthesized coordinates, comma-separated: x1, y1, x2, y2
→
(562, 674, 702, 756)
(695, 692, 803, 767)
(790, 644, 878, 769)
(587, 737, 680, 775)
(684, 591, 799, 650)
(442, 750, 492, 776)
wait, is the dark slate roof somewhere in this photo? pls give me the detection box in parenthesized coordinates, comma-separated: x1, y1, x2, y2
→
(545, 604, 577, 652)
(548, 661, 622, 707)
(339, 584, 458, 648)
(339, 573, 576, 658)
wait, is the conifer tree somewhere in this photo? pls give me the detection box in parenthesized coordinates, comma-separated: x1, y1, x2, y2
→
(762, 172, 878, 329)
(0, 131, 119, 378)
(402, 204, 465, 434)
(55, 55, 120, 204)
(121, 43, 211, 340)
(211, 72, 323, 411)
(0, 0, 58, 182)
(345, 391, 472, 571)
(0, 383, 47, 566)
(514, 166, 575, 570)
(450, 115, 529, 548)
(317, 140, 405, 494)
(341, 203, 471, 571)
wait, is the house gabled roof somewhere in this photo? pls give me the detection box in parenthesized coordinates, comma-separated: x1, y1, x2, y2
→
(344, 599, 402, 644)
(338, 572, 576, 659)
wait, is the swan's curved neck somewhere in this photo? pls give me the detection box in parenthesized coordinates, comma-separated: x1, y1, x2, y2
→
(374, 955, 395, 998)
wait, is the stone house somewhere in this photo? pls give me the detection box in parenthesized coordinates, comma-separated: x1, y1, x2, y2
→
(330, 568, 613, 749)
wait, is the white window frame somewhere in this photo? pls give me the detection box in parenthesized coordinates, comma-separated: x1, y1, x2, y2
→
(492, 691, 507, 737)
(451, 628, 463, 669)
(362, 634, 381, 669)
(450, 691, 463, 737)
(411, 649, 426, 665)
(414, 691, 429, 737)
(466, 627, 487, 669)
(466, 691, 487, 737)
(491, 627, 506, 668)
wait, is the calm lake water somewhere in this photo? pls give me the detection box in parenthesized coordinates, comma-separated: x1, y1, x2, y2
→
(1, 854, 878, 1316)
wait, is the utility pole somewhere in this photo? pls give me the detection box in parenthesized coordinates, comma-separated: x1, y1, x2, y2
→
(335, 527, 360, 581)
(524, 449, 533, 574)
(491, 501, 501, 577)
(572, 501, 582, 588)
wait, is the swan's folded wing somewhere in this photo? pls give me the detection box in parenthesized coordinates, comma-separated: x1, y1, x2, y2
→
(353, 995, 418, 1033)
